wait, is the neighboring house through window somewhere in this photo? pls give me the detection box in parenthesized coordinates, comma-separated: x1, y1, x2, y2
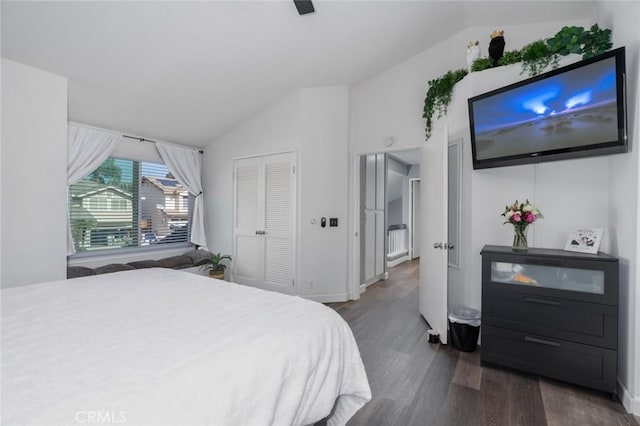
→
(69, 157, 192, 253)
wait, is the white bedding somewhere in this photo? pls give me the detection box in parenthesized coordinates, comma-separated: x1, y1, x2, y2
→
(1, 268, 371, 425)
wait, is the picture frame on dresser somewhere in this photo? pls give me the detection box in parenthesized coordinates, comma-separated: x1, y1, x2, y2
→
(480, 245, 619, 398)
(564, 228, 604, 254)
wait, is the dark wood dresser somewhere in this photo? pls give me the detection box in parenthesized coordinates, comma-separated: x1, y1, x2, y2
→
(480, 245, 619, 397)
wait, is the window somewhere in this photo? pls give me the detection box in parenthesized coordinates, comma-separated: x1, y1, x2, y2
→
(69, 157, 192, 253)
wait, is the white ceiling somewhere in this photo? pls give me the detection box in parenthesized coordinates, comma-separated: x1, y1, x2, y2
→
(2, 1, 595, 147)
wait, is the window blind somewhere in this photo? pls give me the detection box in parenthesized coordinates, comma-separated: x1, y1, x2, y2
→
(69, 157, 192, 253)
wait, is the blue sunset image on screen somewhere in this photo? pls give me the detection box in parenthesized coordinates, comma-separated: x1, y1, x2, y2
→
(472, 57, 618, 160)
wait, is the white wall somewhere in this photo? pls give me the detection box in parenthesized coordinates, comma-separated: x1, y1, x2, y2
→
(1, 59, 3, 287)
(594, 1, 640, 415)
(350, 19, 590, 304)
(203, 86, 350, 302)
(451, 61, 612, 312)
(1, 59, 68, 287)
(387, 198, 402, 226)
(349, 20, 589, 155)
(387, 156, 412, 229)
(349, 18, 590, 307)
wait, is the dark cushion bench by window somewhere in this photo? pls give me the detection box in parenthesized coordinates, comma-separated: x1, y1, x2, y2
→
(94, 263, 136, 275)
(67, 266, 95, 279)
(127, 260, 163, 269)
(67, 249, 213, 279)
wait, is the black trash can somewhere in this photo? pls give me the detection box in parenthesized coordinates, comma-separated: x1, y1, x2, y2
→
(448, 306, 481, 352)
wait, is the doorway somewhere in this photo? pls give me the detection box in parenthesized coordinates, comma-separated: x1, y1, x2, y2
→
(357, 148, 421, 290)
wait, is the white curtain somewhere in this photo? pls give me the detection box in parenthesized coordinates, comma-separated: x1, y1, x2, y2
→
(156, 142, 208, 249)
(67, 125, 121, 255)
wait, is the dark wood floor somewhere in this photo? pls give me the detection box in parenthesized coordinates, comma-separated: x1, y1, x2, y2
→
(327, 259, 638, 426)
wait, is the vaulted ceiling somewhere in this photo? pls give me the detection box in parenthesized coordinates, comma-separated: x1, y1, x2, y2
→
(2, 1, 595, 147)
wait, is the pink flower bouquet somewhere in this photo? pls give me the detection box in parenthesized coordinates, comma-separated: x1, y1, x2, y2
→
(501, 199, 543, 250)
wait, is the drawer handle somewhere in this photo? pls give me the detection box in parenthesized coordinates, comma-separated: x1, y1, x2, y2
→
(524, 336, 561, 347)
(524, 297, 561, 306)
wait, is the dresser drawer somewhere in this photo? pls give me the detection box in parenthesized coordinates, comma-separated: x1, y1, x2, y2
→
(483, 289, 617, 348)
(481, 325, 617, 394)
(481, 247, 618, 305)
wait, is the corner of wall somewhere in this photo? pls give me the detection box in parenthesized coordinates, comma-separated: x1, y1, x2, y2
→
(1, 59, 68, 287)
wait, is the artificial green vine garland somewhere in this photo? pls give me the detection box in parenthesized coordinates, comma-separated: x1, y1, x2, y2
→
(423, 24, 612, 140)
(422, 69, 468, 140)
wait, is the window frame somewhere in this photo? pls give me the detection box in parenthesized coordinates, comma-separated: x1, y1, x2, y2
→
(68, 155, 194, 259)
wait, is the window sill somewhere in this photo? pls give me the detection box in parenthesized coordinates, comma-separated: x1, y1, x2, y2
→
(68, 243, 194, 268)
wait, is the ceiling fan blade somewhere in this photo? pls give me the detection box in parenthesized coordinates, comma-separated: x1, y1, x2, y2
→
(294, 0, 315, 15)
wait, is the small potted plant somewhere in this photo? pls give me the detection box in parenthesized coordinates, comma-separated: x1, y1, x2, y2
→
(200, 253, 232, 280)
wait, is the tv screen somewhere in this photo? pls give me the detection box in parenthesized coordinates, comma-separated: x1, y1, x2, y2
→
(468, 47, 627, 170)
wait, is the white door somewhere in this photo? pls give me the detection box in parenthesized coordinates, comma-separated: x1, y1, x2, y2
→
(411, 179, 421, 259)
(233, 157, 262, 288)
(420, 127, 449, 343)
(263, 157, 296, 293)
(233, 152, 296, 295)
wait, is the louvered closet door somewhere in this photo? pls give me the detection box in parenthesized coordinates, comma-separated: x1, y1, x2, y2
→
(232, 152, 296, 295)
(233, 157, 263, 288)
(262, 153, 296, 294)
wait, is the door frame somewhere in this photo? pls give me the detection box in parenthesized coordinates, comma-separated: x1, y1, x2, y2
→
(349, 146, 421, 299)
(409, 178, 421, 260)
(232, 149, 298, 293)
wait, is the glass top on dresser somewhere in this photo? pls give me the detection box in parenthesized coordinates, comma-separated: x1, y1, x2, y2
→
(491, 261, 605, 295)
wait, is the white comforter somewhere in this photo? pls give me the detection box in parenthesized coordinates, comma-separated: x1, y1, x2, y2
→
(1, 268, 370, 425)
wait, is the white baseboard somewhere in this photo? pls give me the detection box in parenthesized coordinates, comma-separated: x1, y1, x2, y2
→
(387, 255, 410, 268)
(303, 293, 349, 303)
(618, 378, 640, 415)
(361, 276, 380, 288)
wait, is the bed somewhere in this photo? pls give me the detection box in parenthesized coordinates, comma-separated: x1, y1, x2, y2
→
(1, 268, 371, 425)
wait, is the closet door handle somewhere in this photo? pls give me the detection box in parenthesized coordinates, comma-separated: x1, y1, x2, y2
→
(524, 336, 561, 347)
(524, 297, 561, 306)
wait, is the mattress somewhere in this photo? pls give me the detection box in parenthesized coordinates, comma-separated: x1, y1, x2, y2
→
(1, 268, 371, 425)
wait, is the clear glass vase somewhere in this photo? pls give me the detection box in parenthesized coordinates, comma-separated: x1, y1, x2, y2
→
(512, 225, 529, 251)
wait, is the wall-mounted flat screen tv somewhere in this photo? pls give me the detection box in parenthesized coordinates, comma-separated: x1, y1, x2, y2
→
(468, 47, 627, 170)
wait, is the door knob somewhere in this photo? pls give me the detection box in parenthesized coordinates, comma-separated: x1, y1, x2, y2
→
(433, 242, 443, 249)
(448, 244, 455, 249)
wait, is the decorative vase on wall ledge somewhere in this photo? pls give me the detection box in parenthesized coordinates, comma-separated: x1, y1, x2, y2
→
(512, 225, 529, 251)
